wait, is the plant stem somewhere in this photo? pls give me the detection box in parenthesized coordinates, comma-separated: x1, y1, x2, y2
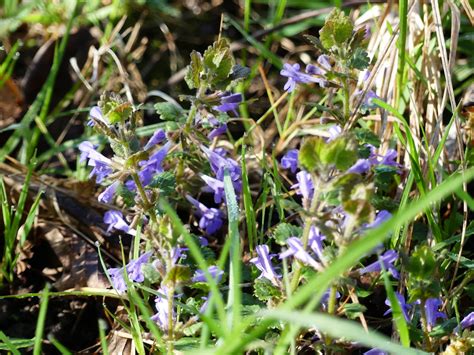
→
(324, 284, 338, 347)
(289, 175, 320, 293)
(184, 86, 203, 134)
(184, 104, 198, 134)
(167, 286, 175, 354)
(131, 171, 158, 226)
(419, 299, 432, 350)
(342, 77, 350, 121)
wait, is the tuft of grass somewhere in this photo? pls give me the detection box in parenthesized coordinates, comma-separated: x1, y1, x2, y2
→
(33, 285, 50, 355)
(0, 158, 42, 284)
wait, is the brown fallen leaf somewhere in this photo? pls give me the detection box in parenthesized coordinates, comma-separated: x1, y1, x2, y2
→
(43, 227, 109, 291)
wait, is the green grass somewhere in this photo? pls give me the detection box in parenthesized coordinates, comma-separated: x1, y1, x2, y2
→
(0, 1, 473, 353)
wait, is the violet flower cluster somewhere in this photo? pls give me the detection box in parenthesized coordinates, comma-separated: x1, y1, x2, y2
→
(280, 55, 331, 92)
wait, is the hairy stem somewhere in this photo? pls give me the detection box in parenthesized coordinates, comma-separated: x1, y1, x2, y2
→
(419, 299, 432, 350)
(289, 175, 320, 293)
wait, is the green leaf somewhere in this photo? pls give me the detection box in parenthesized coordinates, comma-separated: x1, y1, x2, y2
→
(348, 47, 370, 70)
(154, 102, 184, 121)
(374, 165, 399, 192)
(164, 265, 191, 286)
(254, 279, 281, 302)
(125, 151, 149, 169)
(299, 137, 324, 171)
(149, 171, 176, 196)
(354, 128, 381, 148)
(407, 245, 437, 281)
(203, 38, 235, 89)
(142, 264, 161, 283)
(342, 183, 374, 225)
(272, 223, 303, 246)
(185, 50, 203, 89)
(342, 303, 367, 319)
(349, 27, 368, 52)
(319, 8, 354, 50)
(320, 135, 358, 171)
(230, 64, 251, 81)
(117, 184, 136, 207)
(429, 318, 457, 337)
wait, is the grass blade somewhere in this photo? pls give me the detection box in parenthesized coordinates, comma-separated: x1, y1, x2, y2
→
(33, 285, 50, 355)
(223, 168, 242, 330)
(241, 145, 257, 251)
(0, 331, 21, 355)
(381, 269, 410, 347)
(261, 310, 425, 355)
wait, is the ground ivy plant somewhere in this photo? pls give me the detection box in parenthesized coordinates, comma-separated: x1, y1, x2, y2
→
(77, 9, 474, 354)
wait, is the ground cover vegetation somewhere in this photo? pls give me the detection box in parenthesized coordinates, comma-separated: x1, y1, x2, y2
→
(0, 0, 474, 353)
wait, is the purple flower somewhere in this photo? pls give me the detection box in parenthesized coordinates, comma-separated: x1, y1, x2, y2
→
(78, 141, 111, 165)
(280, 63, 322, 92)
(321, 288, 341, 307)
(202, 146, 241, 181)
(281, 149, 299, 173)
(360, 70, 371, 82)
(104, 210, 131, 234)
(213, 147, 228, 157)
(172, 246, 187, 265)
(365, 210, 392, 229)
(78, 141, 113, 183)
(291, 170, 314, 201)
(126, 142, 171, 190)
(144, 129, 166, 150)
(88, 106, 107, 126)
(308, 226, 325, 261)
(364, 24, 372, 39)
(250, 245, 281, 286)
(108, 267, 127, 294)
(460, 312, 474, 329)
(89, 160, 113, 183)
(79, 141, 95, 162)
(151, 287, 174, 330)
(208, 123, 228, 140)
(384, 292, 411, 322)
(199, 294, 211, 314)
(198, 236, 209, 247)
(355, 89, 381, 109)
(279, 237, 323, 271)
(348, 159, 372, 174)
(305, 64, 323, 75)
(202, 146, 242, 193)
(424, 298, 447, 328)
(127, 252, 152, 283)
(192, 265, 224, 283)
(364, 349, 388, 355)
(144, 141, 171, 172)
(379, 149, 398, 167)
(359, 250, 399, 279)
(214, 93, 242, 116)
(306, 55, 331, 82)
(186, 195, 223, 235)
(317, 55, 331, 71)
(327, 125, 342, 142)
(98, 181, 120, 204)
(200, 174, 226, 204)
